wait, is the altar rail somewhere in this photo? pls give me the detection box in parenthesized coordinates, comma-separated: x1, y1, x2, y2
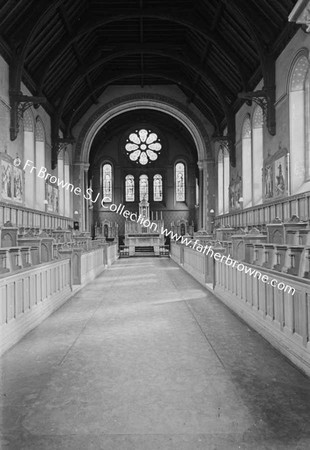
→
(170, 242, 310, 376)
(0, 201, 73, 229)
(216, 192, 310, 228)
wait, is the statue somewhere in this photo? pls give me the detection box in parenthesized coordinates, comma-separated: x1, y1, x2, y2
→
(139, 195, 150, 220)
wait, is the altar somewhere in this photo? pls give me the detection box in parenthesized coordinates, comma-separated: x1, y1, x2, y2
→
(124, 198, 164, 256)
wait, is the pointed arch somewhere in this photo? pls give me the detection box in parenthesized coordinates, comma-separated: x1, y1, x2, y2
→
(289, 51, 310, 193)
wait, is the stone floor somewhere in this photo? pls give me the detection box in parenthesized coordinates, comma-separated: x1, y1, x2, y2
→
(1, 257, 310, 450)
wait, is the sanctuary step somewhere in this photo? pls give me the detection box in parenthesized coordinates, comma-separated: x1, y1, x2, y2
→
(134, 246, 155, 256)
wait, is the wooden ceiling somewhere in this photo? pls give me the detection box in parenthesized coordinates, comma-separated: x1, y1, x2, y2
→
(0, 0, 298, 141)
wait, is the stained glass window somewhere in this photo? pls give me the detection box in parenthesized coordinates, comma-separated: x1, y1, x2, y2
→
(175, 162, 185, 202)
(139, 174, 148, 201)
(125, 129, 162, 165)
(153, 174, 162, 201)
(125, 174, 135, 202)
(102, 163, 112, 201)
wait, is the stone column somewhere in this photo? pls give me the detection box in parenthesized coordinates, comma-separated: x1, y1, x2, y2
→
(84, 164, 90, 231)
(73, 162, 90, 232)
(57, 149, 65, 216)
(64, 155, 71, 217)
(198, 158, 215, 232)
(197, 161, 204, 230)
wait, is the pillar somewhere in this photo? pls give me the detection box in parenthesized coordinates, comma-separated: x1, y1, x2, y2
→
(197, 161, 204, 229)
(197, 158, 215, 233)
(57, 149, 65, 216)
(64, 157, 71, 217)
(73, 162, 90, 232)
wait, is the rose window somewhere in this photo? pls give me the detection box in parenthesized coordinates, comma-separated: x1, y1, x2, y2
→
(125, 129, 162, 165)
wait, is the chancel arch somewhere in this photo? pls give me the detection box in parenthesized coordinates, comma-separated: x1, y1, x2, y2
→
(74, 95, 213, 230)
(75, 95, 210, 164)
(87, 108, 200, 235)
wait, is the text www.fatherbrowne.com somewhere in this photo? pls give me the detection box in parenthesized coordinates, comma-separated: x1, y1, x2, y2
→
(161, 227, 296, 296)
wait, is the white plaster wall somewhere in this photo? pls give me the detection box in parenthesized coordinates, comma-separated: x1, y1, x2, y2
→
(233, 29, 310, 208)
(0, 54, 73, 218)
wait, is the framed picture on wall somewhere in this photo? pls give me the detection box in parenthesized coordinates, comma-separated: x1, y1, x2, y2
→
(274, 155, 286, 197)
(229, 174, 242, 210)
(45, 182, 59, 213)
(0, 153, 24, 204)
(264, 164, 273, 199)
(263, 146, 288, 202)
(13, 166, 23, 203)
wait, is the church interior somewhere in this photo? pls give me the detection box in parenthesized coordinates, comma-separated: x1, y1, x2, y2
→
(1, 1, 310, 448)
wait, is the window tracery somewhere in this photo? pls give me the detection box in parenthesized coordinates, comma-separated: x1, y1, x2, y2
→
(125, 129, 161, 165)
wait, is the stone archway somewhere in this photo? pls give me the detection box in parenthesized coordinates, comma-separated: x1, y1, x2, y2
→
(73, 93, 214, 231)
(74, 93, 211, 163)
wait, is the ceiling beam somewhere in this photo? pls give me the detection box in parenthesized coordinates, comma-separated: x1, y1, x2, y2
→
(9, 0, 62, 96)
(222, 0, 265, 67)
(140, 0, 144, 88)
(235, 0, 275, 42)
(188, 1, 223, 104)
(8, 0, 62, 141)
(54, 45, 234, 113)
(59, 4, 98, 106)
(0, 0, 23, 28)
(50, 44, 238, 167)
(35, 9, 247, 95)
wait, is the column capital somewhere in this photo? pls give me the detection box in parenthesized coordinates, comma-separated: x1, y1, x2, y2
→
(57, 150, 64, 161)
(74, 161, 90, 170)
(197, 159, 213, 170)
(197, 160, 204, 171)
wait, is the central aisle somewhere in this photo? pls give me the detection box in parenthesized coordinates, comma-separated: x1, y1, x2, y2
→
(1, 257, 310, 449)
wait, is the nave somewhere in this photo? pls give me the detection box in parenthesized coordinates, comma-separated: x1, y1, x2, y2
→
(1, 258, 310, 450)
